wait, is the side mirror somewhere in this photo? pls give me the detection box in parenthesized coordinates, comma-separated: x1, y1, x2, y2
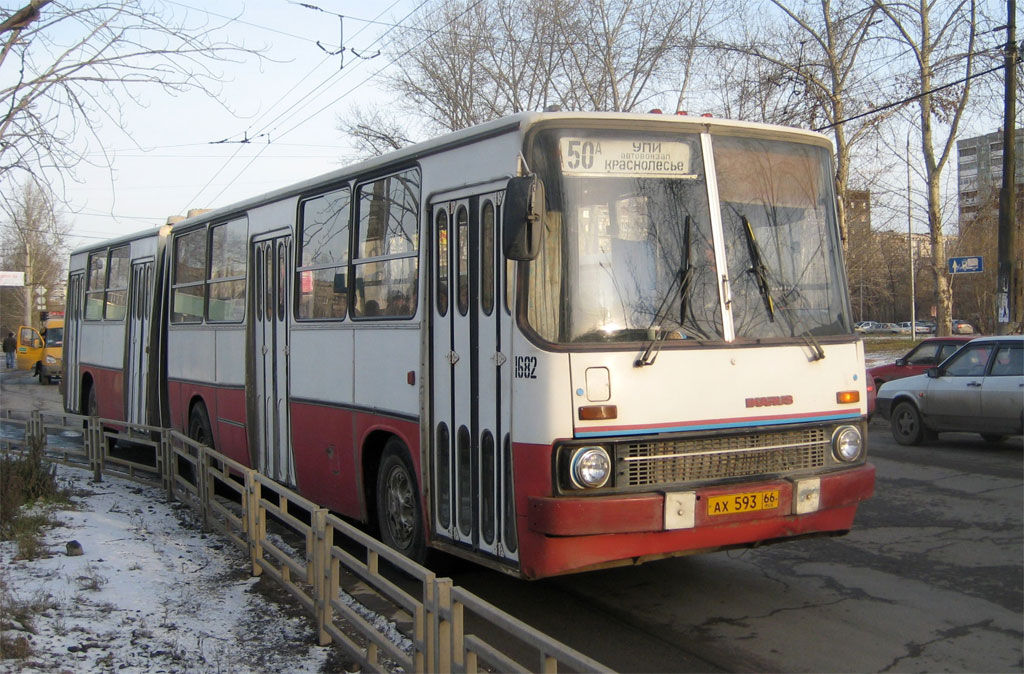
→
(926, 367, 941, 379)
(895, 357, 907, 366)
(503, 175, 545, 261)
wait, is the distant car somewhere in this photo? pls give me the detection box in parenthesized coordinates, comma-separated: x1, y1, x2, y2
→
(857, 321, 888, 334)
(952, 319, 975, 335)
(876, 336, 1024, 445)
(896, 321, 934, 335)
(863, 322, 900, 334)
(867, 336, 974, 390)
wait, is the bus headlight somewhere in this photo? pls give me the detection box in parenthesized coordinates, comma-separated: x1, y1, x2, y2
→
(45, 355, 57, 365)
(568, 446, 611, 489)
(832, 425, 863, 462)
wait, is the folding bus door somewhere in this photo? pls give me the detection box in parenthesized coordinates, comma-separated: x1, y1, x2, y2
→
(430, 192, 517, 565)
(125, 260, 153, 427)
(251, 234, 296, 485)
(63, 273, 84, 412)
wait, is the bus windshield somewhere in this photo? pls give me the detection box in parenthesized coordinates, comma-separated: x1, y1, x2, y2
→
(525, 128, 850, 345)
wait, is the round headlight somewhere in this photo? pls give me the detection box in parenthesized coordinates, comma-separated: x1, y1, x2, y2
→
(569, 446, 611, 489)
(832, 425, 863, 462)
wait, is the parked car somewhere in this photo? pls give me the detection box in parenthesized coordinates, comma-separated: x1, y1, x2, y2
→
(952, 319, 975, 335)
(854, 321, 877, 333)
(876, 336, 1024, 445)
(863, 322, 901, 334)
(867, 336, 974, 390)
(897, 321, 935, 335)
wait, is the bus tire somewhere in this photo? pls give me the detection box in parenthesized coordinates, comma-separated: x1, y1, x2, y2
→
(188, 403, 214, 449)
(86, 384, 98, 417)
(376, 439, 426, 565)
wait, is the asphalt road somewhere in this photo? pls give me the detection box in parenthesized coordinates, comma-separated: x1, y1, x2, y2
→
(3, 369, 1021, 673)
(446, 421, 1023, 673)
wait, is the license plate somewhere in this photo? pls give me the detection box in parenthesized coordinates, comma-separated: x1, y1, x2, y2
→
(707, 490, 780, 516)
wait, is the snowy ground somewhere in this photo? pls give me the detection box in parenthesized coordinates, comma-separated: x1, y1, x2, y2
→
(0, 464, 346, 674)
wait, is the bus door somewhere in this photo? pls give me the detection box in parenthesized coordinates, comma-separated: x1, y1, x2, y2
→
(15, 325, 43, 371)
(125, 260, 153, 427)
(430, 192, 517, 564)
(64, 273, 84, 411)
(251, 233, 296, 485)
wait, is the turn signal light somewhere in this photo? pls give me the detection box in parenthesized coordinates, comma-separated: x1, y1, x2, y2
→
(578, 405, 618, 420)
(836, 390, 860, 404)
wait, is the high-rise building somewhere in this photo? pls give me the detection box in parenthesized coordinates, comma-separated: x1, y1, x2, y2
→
(956, 128, 1024, 235)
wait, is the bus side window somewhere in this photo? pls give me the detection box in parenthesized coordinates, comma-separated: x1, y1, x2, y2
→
(85, 252, 106, 320)
(352, 168, 420, 319)
(171, 229, 207, 323)
(297, 188, 350, 320)
(208, 218, 248, 322)
(105, 246, 130, 321)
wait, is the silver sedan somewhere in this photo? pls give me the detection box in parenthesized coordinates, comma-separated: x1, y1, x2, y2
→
(876, 335, 1024, 445)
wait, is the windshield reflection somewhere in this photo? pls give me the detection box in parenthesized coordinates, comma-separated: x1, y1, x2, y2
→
(524, 127, 850, 346)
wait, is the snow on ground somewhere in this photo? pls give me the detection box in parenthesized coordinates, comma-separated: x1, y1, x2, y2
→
(0, 463, 341, 674)
(864, 349, 904, 369)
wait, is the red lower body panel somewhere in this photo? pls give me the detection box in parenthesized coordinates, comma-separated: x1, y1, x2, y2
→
(167, 379, 249, 467)
(81, 365, 124, 421)
(518, 463, 875, 578)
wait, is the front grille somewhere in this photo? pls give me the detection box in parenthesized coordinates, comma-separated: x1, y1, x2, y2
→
(618, 428, 829, 487)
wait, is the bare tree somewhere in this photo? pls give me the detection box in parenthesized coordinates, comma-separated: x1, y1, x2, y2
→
(0, 180, 69, 331)
(346, 0, 712, 149)
(339, 105, 417, 161)
(713, 0, 884, 248)
(873, 0, 987, 336)
(0, 0, 264, 209)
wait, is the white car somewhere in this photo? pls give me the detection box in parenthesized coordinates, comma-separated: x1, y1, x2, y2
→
(876, 336, 1024, 445)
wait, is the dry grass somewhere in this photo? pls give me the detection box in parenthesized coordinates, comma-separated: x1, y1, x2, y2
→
(862, 336, 919, 354)
(0, 439, 69, 549)
(0, 443, 71, 663)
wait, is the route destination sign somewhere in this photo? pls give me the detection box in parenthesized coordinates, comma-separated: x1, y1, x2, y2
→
(559, 138, 696, 178)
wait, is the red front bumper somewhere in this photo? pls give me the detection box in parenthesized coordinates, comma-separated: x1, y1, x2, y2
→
(519, 463, 875, 578)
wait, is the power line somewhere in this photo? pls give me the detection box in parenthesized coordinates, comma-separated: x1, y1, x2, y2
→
(815, 62, 1012, 131)
(184, 0, 429, 208)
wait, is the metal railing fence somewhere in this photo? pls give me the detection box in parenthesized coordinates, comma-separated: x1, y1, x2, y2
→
(1, 410, 612, 674)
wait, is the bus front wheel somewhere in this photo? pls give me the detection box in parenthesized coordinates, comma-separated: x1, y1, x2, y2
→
(376, 439, 426, 565)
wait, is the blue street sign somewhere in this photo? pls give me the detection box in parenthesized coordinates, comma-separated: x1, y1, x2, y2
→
(947, 256, 983, 274)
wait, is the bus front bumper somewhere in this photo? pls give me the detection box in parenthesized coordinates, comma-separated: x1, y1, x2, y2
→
(521, 463, 875, 578)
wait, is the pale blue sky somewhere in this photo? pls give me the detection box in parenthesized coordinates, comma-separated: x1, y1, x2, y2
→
(62, 0, 418, 248)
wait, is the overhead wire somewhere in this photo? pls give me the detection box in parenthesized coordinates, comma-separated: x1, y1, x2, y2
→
(180, 0, 414, 209)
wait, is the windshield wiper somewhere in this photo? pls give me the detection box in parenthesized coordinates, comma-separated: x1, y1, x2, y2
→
(740, 215, 775, 322)
(636, 216, 704, 367)
(739, 215, 825, 361)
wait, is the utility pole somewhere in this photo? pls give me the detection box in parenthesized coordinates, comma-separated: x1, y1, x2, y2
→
(907, 134, 916, 338)
(996, 0, 1019, 334)
(23, 241, 31, 327)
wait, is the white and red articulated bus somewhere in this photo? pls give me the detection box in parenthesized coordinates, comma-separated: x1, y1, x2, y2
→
(64, 111, 875, 579)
